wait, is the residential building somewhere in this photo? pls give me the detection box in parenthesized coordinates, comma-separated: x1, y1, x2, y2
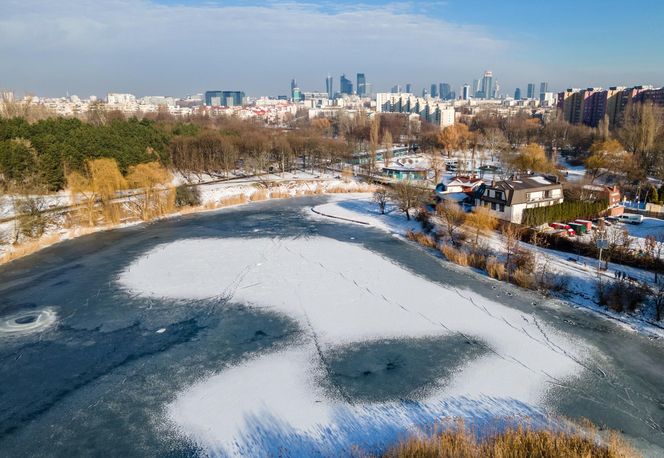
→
(582, 184, 621, 206)
(376, 92, 455, 128)
(475, 175, 564, 224)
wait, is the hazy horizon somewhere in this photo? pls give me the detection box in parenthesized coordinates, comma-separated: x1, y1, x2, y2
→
(1, 0, 663, 98)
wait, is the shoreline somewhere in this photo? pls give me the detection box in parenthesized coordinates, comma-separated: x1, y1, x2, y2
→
(0, 179, 376, 266)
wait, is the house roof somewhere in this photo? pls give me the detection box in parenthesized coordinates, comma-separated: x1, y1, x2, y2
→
(478, 175, 563, 206)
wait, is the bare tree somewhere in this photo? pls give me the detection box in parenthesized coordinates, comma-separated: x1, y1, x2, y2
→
(465, 205, 497, 248)
(373, 188, 389, 215)
(390, 180, 426, 221)
(436, 201, 466, 244)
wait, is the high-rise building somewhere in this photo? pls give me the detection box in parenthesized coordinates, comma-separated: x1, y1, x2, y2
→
(527, 83, 536, 99)
(472, 79, 479, 97)
(325, 75, 334, 99)
(405, 83, 412, 94)
(462, 84, 471, 100)
(356, 73, 366, 96)
(340, 74, 353, 95)
(439, 83, 451, 100)
(480, 71, 493, 99)
(514, 88, 521, 100)
(391, 84, 402, 93)
(422, 88, 429, 98)
(204, 91, 245, 107)
(290, 78, 297, 100)
(539, 82, 549, 103)
(430, 84, 438, 98)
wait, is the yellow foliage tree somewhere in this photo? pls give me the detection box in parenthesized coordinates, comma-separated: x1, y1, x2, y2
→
(505, 143, 554, 174)
(126, 162, 173, 220)
(585, 139, 626, 183)
(466, 206, 498, 247)
(67, 158, 127, 226)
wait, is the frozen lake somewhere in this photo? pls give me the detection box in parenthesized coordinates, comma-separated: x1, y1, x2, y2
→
(0, 196, 663, 456)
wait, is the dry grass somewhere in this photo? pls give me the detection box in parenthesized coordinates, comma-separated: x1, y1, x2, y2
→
(406, 230, 437, 249)
(249, 190, 268, 201)
(468, 253, 488, 270)
(512, 268, 536, 290)
(382, 424, 639, 458)
(270, 189, 292, 199)
(486, 257, 506, 281)
(440, 245, 469, 267)
(219, 194, 248, 206)
(0, 233, 63, 264)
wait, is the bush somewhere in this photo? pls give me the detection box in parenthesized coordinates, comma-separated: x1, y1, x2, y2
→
(415, 208, 435, 234)
(597, 279, 649, 313)
(16, 196, 49, 239)
(174, 185, 201, 208)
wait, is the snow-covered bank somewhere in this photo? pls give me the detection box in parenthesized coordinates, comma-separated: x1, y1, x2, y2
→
(120, 236, 590, 455)
(0, 176, 373, 264)
(310, 195, 664, 339)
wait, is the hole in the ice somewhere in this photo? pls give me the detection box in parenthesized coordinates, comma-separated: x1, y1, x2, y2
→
(15, 315, 37, 325)
(320, 336, 487, 403)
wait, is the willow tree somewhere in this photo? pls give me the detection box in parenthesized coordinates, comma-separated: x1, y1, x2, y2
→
(126, 161, 173, 220)
(67, 158, 127, 226)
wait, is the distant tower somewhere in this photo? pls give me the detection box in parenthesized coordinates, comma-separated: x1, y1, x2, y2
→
(539, 82, 549, 103)
(472, 79, 479, 97)
(440, 83, 451, 100)
(405, 83, 412, 94)
(356, 73, 366, 96)
(340, 74, 353, 95)
(430, 84, 438, 98)
(514, 88, 522, 100)
(481, 71, 494, 99)
(462, 84, 471, 100)
(290, 78, 297, 100)
(325, 75, 334, 99)
(527, 83, 536, 99)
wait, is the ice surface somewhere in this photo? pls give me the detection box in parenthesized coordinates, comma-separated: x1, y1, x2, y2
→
(119, 236, 589, 454)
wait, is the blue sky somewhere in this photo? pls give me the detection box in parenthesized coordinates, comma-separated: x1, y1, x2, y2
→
(1, 0, 662, 97)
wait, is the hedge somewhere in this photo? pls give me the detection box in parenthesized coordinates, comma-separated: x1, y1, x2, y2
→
(522, 199, 608, 226)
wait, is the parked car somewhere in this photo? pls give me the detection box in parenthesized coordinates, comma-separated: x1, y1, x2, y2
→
(618, 213, 644, 224)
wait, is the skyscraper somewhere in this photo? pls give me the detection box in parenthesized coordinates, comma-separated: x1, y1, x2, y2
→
(405, 83, 412, 94)
(462, 84, 471, 100)
(290, 78, 297, 100)
(539, 82, 549, 103)
(480, 71, 493, 99)
(325, 75, 334, 99)
(340, 74, 353, 95)
(356, 73, 366, 96)
(472, 79, 479, 97)
(430, 84, 438, 98)
(440, 83, 451, 100)
(514, 88, 521, 100)
(527, 83, 536, 99)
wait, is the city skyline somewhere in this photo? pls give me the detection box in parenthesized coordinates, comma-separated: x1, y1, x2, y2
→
(1, 0, 663, 98)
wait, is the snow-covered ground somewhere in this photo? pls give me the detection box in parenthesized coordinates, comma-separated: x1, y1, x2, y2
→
(309, 195, 664, 339)
(119, 236, 590, 455)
